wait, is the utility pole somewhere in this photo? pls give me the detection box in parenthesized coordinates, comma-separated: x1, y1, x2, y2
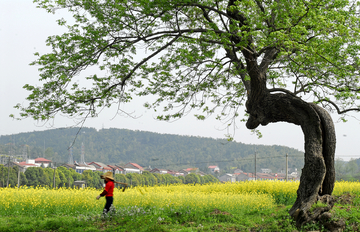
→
(68, 143, 73, 165)
(6, 156, 11, 187)
(68, 171, 71, 188)
(17, 166, 20, 188)
(80, 143, 86, 165)
(1, 164, 3, 187)
(53, 162, 56, 188)
(286, 153, 288, 181)
(254, 149, 257, 181)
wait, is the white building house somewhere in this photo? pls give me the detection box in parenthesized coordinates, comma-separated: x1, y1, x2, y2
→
(34, 158, 52, 167)
(150, 168, 168, 174)
(208, 165, 220, 174)
(108, 165, 124, 174)
(87, 162, 112, 173)
(260, 168, 272, 174)
(74, 164, 96, 174)
(123, 163, 143, 174)
(218, 173, 236, 183)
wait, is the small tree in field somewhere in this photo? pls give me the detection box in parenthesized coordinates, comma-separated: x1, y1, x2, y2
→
(185, 173, 201, 184)
(14, 0, 360, 227)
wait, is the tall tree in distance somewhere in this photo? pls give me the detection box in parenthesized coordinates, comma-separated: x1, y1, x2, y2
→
(14, 0, 360, 227)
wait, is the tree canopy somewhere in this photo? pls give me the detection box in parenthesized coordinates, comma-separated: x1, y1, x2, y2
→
(15, 0, 360, 124)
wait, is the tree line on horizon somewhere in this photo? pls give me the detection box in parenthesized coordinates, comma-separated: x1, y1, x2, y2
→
(0, 165, 218, 188)
(2, 158, 359, 189)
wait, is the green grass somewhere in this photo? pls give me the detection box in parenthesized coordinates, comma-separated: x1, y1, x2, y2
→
(0, 206, 296, 232)
(2, 193, 360, 231)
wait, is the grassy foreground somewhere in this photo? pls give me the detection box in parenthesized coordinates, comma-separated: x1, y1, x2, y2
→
(1, 181, 360, 231)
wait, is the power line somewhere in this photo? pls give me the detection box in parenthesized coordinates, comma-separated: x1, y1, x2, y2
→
(153, 154, 304, 168)
(336, 155, 360, 157)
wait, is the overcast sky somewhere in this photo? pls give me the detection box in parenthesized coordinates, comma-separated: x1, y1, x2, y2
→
(1, 0, 360, 160)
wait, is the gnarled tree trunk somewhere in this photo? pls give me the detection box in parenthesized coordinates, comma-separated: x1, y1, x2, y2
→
(226, 1, 336, 225)
(246, 91, 336, 227)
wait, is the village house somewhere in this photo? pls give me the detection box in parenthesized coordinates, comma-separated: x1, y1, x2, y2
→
(235, 172, 256, 181)
(233, 168, 244, 174)
(9, 161, 36, 172)
(234, 172, 288, 181)
(107, 165, 124, 174)
(73, 163, 96, 174)
(276, 172, 298, 181)
(178, 169, 189, 176)
(9, 158, 53, 172)
(87, 162, 112, 173)
(219, 173, 236, 183)
(61, 163, 105, 174)
(277, 168, 299, 180)
(274, 173, 287, 181)
(34, 157, 52, 167)
(18, 159, 40, 172)
(149, 168, 183, 177)
(184, 167, 199, 174)
(256, 172, 277, 180)
(208, 165, 220, 174)
(150, 168, 168, 174)
(61, 163, 77, 171)
(167, 170, 183, 177)
(289, 168, 298, 178)
(123, 162, 143, 174)
(260, 168, 272, 174)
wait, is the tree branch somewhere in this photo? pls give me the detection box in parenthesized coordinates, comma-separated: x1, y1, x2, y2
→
(106, 34, 183, 95)
(318, 99, 360, 114)
(259, 47, 278, 73)
(268, 88, 298, 97)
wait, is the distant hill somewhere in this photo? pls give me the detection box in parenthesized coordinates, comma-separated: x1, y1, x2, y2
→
(0, 127, 304, 174)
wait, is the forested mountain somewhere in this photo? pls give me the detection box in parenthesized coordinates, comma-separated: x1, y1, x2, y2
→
(0, 127, 304, 173)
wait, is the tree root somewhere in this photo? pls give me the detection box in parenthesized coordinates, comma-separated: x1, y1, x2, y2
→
(290, 194, 345, 231)
(291, 195, 335, 227)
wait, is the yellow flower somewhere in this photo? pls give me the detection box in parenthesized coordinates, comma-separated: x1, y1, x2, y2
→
(1, 181, 359, 217)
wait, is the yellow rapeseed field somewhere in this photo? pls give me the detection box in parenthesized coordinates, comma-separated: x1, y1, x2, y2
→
(1, 180, 359, 217)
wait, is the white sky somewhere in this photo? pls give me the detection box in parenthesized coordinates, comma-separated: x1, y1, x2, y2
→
(1, 0, 360, 161)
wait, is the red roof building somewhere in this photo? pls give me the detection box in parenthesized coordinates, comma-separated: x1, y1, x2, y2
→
(17, 162, 37, 172)
(34, 157, 52, 167)
(208, 165, 220, 174)
(128, 163, 144, 171)
(185, 167, 199, 173)
(167, 170, 183, 176)
(19, 162, 37, 166)
(123, 163, 144, 174)
(35, 157, 52, 163)
(87, 162, 112, 173)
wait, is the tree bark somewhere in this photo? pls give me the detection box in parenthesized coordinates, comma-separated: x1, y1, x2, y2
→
(246, 92, 336, 228)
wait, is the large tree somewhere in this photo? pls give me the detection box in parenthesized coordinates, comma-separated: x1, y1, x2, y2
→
(15, 0, 360, 227)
